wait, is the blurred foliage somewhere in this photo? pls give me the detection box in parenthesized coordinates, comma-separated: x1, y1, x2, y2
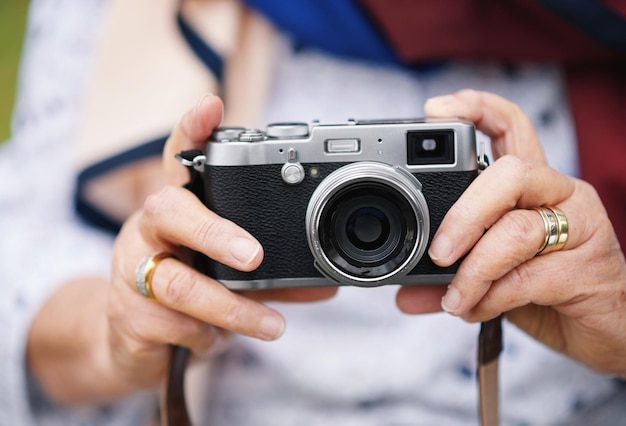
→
(0, 0, 30, 142)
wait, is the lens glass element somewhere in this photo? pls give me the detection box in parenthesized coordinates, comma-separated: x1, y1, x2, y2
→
(318, 183, 417, 279)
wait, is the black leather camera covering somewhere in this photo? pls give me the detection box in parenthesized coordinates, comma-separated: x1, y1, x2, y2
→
(197, 162, 476, 285)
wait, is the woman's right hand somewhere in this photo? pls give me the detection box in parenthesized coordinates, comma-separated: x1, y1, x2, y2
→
(106, 95, 337, 392)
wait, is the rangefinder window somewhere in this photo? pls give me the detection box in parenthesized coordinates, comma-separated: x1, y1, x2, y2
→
(406, 130, 455, 165)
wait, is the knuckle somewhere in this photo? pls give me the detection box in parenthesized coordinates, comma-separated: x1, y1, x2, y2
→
(219, 299, 245, 330)
(162, 266, 196, 307)
(578, 178, 595, 194)
(579, 178, 610, 209)
(506, 265, 531, 293)
(497, 154, 526, 175)
(142, 193, 160, 218)
(502, 211, 537, 247)
(142, 186, 179, 219)
(120, 332, 148, 360)
(109, 317, 152, 361)
(195, 216, 228, 249)
(178, 319, 210, 342)
(460, 255, 492, 284)
(447, 200, 482, 230)
(494, 155, 529, 197)
(142, 189, 166, 219)
(447, 200, 471, 222)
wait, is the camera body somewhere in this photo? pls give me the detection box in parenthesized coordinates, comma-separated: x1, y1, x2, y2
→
(189, 119, 479, 289)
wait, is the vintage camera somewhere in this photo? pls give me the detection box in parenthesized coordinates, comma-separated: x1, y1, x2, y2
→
(180, 119, 481, 289)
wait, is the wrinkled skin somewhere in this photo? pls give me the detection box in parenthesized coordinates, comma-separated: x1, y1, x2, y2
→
(113, 90, 626, 387)
(396, 90, 626, 377)
(108, 95, 337, 390)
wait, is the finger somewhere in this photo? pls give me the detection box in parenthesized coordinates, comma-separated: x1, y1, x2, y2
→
(148, 256, 285, 340)
(109, 280, 234, 360)
(396, 285, 447, 314)
(424, 89, 546, 163)
(140, 186, 263, 271)
(439, 206, 567, 316)
(458, 247, 594, 323)
(445, 182, 619, 320)
(163, 94, 224, 186)
(429, 156, 575, 266)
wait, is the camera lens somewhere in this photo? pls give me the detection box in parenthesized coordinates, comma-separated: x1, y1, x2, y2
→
(306, 162, 430, 286)
(321, 184, 415, 277)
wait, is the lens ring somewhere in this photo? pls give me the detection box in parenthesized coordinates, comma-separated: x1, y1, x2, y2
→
(306, 162, 430, 286)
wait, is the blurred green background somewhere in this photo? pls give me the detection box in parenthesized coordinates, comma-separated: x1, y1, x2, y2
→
(0, 0, 30, 142)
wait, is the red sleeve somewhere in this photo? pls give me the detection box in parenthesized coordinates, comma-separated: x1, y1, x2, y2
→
(566, 64, 626, 248)
(358, 0, 623, 64)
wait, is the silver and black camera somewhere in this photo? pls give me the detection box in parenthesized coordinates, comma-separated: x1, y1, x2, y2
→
(179, 119, 481, 289)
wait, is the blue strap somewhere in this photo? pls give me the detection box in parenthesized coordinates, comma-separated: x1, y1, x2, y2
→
(176, 10, 224, 81)
(74, 137, 167, 234)
(243, 0, 399, 65)
(74, 3, 225, 234)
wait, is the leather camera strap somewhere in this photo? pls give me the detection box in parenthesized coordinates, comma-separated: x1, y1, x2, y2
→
(478, 316, 503, 426)
(166, 151, 504, 426)
(161, 346, 192, 426)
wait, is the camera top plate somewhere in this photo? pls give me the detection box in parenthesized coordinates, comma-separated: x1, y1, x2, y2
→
(205, 118, 478, 174)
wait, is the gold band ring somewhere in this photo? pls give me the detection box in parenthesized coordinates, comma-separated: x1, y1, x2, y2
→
(534, 207, 568, 255)
(135, 252, 173, 300)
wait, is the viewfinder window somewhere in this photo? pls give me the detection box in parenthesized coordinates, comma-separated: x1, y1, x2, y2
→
(406, 130, 455, 165)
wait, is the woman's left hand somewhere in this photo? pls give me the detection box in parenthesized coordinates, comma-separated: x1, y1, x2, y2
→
(396, 90, 626, 376)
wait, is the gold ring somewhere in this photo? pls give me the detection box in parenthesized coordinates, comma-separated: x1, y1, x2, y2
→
(135, 252, 173, 300)
(534, 207, 568, 255)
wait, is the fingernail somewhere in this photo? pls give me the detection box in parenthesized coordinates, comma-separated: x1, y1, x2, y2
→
(229, 237, 260, 266)
(428, 233, 453, 261)
(441, 285, 462, 314)
(259, 314, 285, 340)
(424, 95, 457, 112)
(194, 93, 214, 112)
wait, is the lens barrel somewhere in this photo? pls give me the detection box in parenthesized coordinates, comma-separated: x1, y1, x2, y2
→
(306, 162, 429, 286)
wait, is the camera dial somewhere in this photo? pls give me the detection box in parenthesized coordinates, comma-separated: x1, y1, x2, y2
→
(239, 129, 265, 142)
(266, 122, 309, 138)
(211, 127, 246, 142)
(306, 162, 430, 286)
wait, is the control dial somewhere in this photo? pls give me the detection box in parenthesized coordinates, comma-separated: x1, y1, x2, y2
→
(266, 122, 309, 139)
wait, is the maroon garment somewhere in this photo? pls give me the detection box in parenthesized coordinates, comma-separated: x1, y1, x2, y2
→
(360, 0, 626, 247)
(567, 64, 626, 247)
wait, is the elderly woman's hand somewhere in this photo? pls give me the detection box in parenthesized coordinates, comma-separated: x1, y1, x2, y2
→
(107, 95, 337, 390)
(396, 90, 626, 377)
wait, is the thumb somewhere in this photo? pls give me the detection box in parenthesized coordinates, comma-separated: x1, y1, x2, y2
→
(424, 89, 546, 164)
(163, 94, 224, 186)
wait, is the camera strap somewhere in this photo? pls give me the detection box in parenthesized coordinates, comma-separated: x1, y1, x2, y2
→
(159, 150, 206, 426)
(165, 150, 504, 426)
(478, 316, 503, 426)
(476, 148, 501, 426)
(161, 346, 192, 426)
(160, 316, 504, 426)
